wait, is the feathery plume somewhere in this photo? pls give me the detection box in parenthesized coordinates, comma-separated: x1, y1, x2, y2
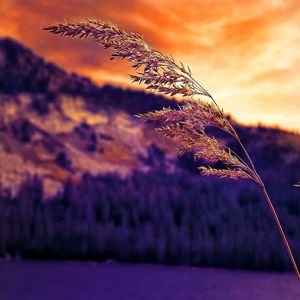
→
(43, 19, 211, 100)
(43, 19, 300, 282)
(137, 100, 233, 134)
(199, 166, 252, 180)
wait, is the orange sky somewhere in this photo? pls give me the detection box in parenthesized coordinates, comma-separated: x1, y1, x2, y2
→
(1, 0, 300, 131)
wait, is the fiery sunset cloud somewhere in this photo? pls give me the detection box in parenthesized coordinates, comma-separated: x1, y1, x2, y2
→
(1, 0, 300, 131)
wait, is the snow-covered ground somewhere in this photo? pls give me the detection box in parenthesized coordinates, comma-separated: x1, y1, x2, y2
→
(0, 261, 299, 300)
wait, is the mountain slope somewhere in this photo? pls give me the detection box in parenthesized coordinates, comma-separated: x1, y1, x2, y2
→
(0, 38, 299, 198)
(0, 38, 180, 197)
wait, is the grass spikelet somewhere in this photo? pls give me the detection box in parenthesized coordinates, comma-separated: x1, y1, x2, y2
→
(199, 166, 252, 180)
(44, 18, 300, 282)
(43, 19, 211, 100)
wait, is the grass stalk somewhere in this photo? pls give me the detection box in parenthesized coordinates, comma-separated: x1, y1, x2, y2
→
(43, 19, 300, 281)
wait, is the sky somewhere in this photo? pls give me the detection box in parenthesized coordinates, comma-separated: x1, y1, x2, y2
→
(1, 0, 300, 131)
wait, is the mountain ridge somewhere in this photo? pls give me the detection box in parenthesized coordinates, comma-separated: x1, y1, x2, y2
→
(0, 38, 180, 115)
(0, 38, 299, 198)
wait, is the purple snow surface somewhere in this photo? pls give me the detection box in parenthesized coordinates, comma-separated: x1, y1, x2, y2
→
(0, 261, 299, 300)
